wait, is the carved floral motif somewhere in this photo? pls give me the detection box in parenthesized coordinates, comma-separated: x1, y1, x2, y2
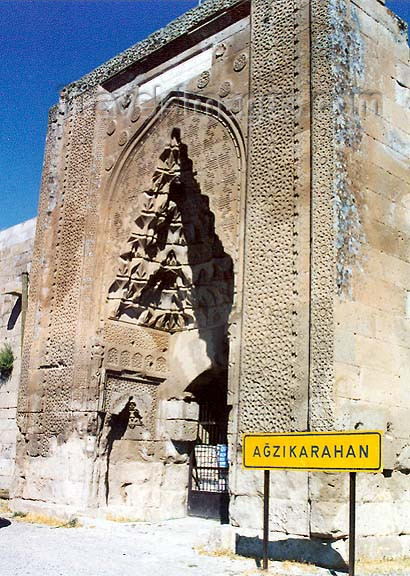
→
(233, 53, 248, 72)
(197, 71, 211, 89)
(219, 81, 232, 98)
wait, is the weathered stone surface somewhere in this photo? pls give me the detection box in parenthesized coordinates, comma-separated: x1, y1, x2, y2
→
(0, 218, 36, 494)
(12, 7, 251, 527)
(1, 0, 408, 566)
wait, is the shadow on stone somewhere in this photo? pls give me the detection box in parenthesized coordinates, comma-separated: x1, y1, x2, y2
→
(0, 518, 11, 529)
(235, 534, 348, 572)
(7, 295, 21, 330)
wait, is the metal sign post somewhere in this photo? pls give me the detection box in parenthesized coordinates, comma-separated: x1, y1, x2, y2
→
(263, 470, 270, 571)
(349, 472, 357, 576)
(242, 431, 383, 574)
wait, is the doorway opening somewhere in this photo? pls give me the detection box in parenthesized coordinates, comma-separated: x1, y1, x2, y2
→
(187, 369, 230, 523)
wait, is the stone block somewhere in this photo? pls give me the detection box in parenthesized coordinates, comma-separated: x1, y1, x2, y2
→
(0, 418, 16, 431)
(353, 275, 406, 317)
(165, 420, 197, 441)
(161, 399, 199, 421)
(357, 534, 410, 561)
(335, 396, 388, 431)
(363, 163, 410, 208)
(355, 6, 380, 40)
(396, 502, 410, 535)
(230, 492, 309, 537)
(310, 500, 348, 538)
(54, 479, 88, 508)
(359, 367, 402, 406)
(356, 502, 397, 537)
(233, 467, 308, 501)
(309, 472, 348, 503)
(354, 333, 403, 376)
(0, 429, 17, 446)
(395, 443, 410, 471)
(202, 524, 236, 554)
(356, 472, 404, 503)
(162, 461, 189, 491)
(0, 459, 14, 478)
(22, 476, 56, 503)
(334, 328, 356, 365)
(362, 187, 410, 237)
(159, 490, 187, 518)
(380, 97, 410, 138)
(335, 301, 376, 339)
(230, 494, 263, 529)
(336, 362, 362, 401)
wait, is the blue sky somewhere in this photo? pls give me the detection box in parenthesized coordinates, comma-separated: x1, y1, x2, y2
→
(0, 0, 408, 231)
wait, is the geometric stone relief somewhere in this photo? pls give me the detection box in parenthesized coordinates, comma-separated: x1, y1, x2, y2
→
(310, 0, 337, 430)
(238, 0, 306, 434)
(104, 346, 168, 375)
(102, 319, 169, 351)
(107, 127, 233, 334)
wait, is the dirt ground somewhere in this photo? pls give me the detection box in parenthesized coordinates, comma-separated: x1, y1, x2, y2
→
(0, 511, 408, 576)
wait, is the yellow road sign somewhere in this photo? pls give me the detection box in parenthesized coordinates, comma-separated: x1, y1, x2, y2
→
(243, 431, 383, 472)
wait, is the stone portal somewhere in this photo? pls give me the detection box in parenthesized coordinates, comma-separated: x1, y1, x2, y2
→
(7, 0, 410, 565)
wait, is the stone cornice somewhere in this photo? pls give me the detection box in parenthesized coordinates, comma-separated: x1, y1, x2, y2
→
(64, 0, 246, 100)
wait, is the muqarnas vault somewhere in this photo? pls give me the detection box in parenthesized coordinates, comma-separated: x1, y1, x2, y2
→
(0, 0, 408, 567)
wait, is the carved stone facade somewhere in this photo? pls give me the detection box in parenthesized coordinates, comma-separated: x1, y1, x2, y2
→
(0, 218, 36, 497)
(4, 0, 409, 567)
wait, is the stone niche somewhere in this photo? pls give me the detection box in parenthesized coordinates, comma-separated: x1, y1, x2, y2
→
(93, 93, 247, 520)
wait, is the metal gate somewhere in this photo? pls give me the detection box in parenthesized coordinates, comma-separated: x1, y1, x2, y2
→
(187, 403, 229, 523)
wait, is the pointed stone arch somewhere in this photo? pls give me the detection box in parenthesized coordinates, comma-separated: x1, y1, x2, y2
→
(101, 91, 247, 337)
(107, 126, 234, 333)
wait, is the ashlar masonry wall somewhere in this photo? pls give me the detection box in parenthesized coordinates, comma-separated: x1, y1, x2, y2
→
(309, 0, 410, 561)
(0, 218, 36, 496)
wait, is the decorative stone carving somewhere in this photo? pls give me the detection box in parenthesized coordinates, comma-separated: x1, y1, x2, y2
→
(90, 335, 105, 393)
(155, 356, 167, 372)
(107, 348, 119, 364)
(118, 130, 128, 146)
(128, 400, 143, 428)
(104, 155, 115, 171)
(197, 70, 211, 89)
(233, 53, 248, 72)
(120, 350, 130, 365)
(106, 120, 116, 136)
(130, 106, 141, 123)
(104, 345, 167, 376)
(132, 352, 143, 369)
(104, 374, 159, 437)
(108, 128, 233, 333)
(121, 93, 132, 109)
(219, 80, 232, 98)
(238, 0, 306, 434)
(215, 43, 226, 58)
(230, 99, 242, 115)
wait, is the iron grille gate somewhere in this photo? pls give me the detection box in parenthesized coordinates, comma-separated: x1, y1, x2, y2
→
(187, 403, 229, 522)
